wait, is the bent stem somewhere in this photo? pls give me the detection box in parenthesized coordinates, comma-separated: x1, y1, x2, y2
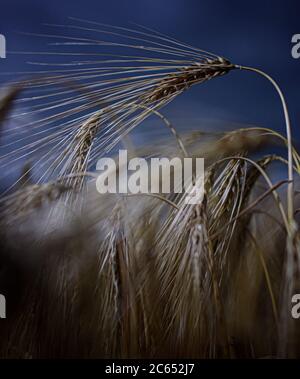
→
(236, 65, 296, 358)
(236, 65, 294, 228)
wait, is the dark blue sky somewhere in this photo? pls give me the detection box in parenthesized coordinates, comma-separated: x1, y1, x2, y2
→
(0, 0, 300, 140)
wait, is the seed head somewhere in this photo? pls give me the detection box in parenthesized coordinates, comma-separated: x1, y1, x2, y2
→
(143, 57, 235, 103)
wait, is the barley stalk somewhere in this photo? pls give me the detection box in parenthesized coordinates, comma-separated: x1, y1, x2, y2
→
(236, 65, 294, 226)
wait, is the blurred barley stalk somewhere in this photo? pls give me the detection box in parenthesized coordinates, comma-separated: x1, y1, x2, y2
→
(0, 20, 300, 358)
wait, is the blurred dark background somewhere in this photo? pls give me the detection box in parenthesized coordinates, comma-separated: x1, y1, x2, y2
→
(0, 0, 299, 142)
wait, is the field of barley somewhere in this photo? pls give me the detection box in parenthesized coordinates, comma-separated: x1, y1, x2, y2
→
(0, 18, 300, 359)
